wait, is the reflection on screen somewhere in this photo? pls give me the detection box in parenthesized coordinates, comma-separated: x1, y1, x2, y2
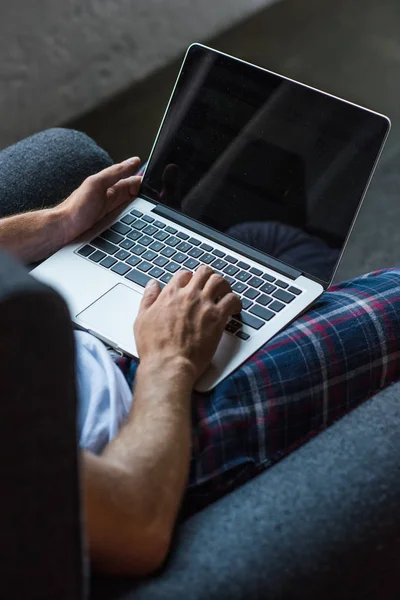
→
(141, 45, 388, 283)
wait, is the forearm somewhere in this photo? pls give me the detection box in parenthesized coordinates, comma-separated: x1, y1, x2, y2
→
(105, 358, 192, 520)
(0, 207, 67, 263)
(83, 357, 193, 574)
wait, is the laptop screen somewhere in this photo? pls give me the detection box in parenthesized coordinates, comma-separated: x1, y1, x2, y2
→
(141, 44, 389, 284)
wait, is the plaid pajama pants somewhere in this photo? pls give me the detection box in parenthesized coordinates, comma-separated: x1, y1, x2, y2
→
(114, 267, 400, 507)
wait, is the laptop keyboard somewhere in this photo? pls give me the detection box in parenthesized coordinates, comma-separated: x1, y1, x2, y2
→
(76, 208, 303, 341)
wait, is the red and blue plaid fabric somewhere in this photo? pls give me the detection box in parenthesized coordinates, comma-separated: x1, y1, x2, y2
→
(114, 267, 400, 505)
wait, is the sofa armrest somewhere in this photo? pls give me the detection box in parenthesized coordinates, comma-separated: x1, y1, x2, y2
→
(92, 381, 400, 599)
(0, 251, 84, 599)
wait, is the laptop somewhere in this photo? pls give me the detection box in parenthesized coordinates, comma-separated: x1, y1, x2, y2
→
(32, 44, 390, 392)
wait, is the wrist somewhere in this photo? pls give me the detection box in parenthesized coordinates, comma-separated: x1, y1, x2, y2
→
(138, 355, 196, 392)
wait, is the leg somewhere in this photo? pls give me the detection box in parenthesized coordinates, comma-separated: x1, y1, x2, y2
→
(184, 268, 400, 509)
(0, 128, 112, 218)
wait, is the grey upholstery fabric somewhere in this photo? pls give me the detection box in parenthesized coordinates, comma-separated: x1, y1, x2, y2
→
(0, 250, 84, 599)
(92, 382, 400, 600)
(0, 128, 112, 217)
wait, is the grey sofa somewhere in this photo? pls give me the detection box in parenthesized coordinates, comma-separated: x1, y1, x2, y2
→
(0, 248, 399, 600)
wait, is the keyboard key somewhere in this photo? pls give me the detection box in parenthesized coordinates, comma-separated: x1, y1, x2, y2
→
(177, 231, 189, 240)
(130, 209, 143, 218)
(154, 230, 169, 241)
(250, 304, 274, 322)
(273, 289, 295, 304)
(188, 247, 203, 258)
(89, 250, 106, 262)
(263, 272, 276, 283)
(77, 244, 95, 257)
(269, 300, 285, 312)
(275, 279, 289, 289)
(161, 246, 176, 258)
(111, 262, 131, 276)
(148, 267, 164, 278)
(111, 222, 131, 236)
(138, 261, 152, 273)
(248, 276, 263, 288)
(236, 330, 250, 341)
(92, 237, 119, 255)
(154, 220, 166, 228)
(143, 225, 158, 236)
(149, 241, 165, 252)
(165, 262, 180, 273)
(256, 294, 272, 306)
(126, 229, 142, 241)
(244, 288, 259, 300)
(142, 215, 154, 223)
(125, 269, 151, 287)
(200, 242, 213, 252)
(119, 239, 135, 250)
(250, 266, 263, 277)
(165, 235, 180, 247)
(126, 255, 141, 267)
(225, 255, 238, 264)
(241, 298, 253, 310)
(236, 311, 264, 330)
(260, 282, 277, 295)
(238, 261, 250, 270)
(224, 264, 239, 276)
(199, 253, 214, 265)
(121, 214, 136, 225)
(224, 275, 235, 286)
(160, 272, 173, 284)
(183, 258, 199, 270)
(176, 242, 192, 253)
(132, 220, 147, 230)
(131, 244, 146, 256)
(115, 249, 131, 261)
(225, 320, 241, 334)
(237, 270, 251, 283)
(212, 248, 225, 258)
(165, 226, 177, 234)
(232, 282, 248, 294)
(189, 237, 201, 246)
(288, 286, 302, 296)
(100, 256, 117, 268)
(138, 235, 153, 246)
(101, 229, 124, 244)
(154, 255, 168, 267)
(173, 252, 187, 264)
(211, 259, 228, 271)
(142, 250, 157, 261)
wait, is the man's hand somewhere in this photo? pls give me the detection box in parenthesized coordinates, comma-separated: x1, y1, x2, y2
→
(57, 157, 142, 244)
(134, 266, 242, 385)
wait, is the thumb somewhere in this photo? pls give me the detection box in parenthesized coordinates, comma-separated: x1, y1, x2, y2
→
(139, 279, 161, 311)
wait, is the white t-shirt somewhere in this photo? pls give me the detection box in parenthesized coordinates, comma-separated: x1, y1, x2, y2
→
(75, 331, 132, 454)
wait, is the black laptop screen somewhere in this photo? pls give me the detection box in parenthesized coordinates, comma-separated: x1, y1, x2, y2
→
(141, 44, 389, 284)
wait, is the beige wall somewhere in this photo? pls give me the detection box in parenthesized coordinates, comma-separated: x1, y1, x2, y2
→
(0, 0, 277, 149)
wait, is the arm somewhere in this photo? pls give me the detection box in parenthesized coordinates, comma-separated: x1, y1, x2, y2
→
(82, 269, 242, 577)
(0, 157, 142, 263)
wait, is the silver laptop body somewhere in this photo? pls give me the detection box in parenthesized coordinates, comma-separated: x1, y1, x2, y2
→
(32, 44, 390, 392)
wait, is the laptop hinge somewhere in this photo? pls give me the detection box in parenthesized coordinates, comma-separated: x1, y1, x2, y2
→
(152, 204, 302, 281)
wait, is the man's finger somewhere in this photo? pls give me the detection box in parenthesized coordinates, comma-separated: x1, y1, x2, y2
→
(189, 265, 214, 290)
(169, 270, 192, 288)
(217, 293, 242, 319)
(90, 157, 141, 190)
(139, 279, 161, 312)
(107, 175, 142, 211)
(203, 273, 232, 301)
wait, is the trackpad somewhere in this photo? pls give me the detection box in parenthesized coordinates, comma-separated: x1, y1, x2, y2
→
(76, 283, 142, 356)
